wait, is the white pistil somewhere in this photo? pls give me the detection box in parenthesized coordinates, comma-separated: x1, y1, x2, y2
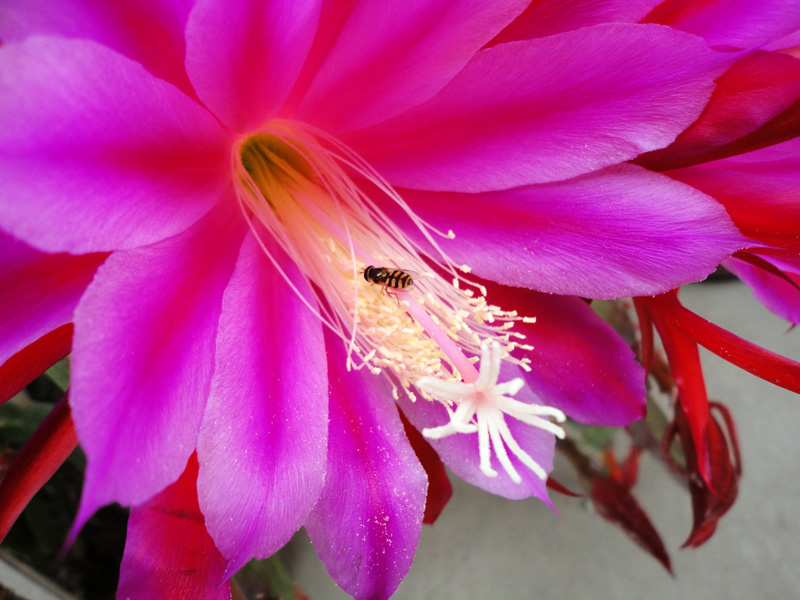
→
(416, 342, 566, 484)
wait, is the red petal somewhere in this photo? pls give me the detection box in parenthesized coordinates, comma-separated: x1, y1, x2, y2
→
(666, 166, 800, 251)
(400, 410, 452, 525)
(643, 296, 712, 485)
(634, 300, 655, 377)
(0, 324, 72, 405)
(733, 252, 800, 294)
(670, 401, 741, 548)
(117, 453, 230, 600)
(710, 401, 742, 474)
(646, 291, 800, 394)
(0, 392, 77, 541)
(638, 50, 800, 170)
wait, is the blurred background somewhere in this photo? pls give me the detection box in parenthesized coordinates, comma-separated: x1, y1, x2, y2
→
(2, 278, 798, 599)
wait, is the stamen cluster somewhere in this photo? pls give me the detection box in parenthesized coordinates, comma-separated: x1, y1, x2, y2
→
(232, 122, 567, 483)
(233, 122, 533, 398)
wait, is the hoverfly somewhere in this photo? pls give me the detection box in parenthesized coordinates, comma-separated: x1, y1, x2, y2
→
(362, 265, 418, 294)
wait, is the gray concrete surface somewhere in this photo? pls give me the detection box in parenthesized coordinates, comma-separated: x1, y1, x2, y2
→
(285, 280, 800, 600)
(0, 551, 78, 600)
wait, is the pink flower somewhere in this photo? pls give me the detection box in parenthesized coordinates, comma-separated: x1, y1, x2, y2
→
(0, 1, 748, 598)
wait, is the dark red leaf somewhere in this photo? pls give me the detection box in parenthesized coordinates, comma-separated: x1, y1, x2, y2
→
(619, 446, 643, 488)
(0, 392, 77, 541)
(545, 477, 582, 498)
(590, 475, 672, 574)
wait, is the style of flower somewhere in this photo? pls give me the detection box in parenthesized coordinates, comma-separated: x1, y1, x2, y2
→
(417, 341, 565, 483)
(0, 1, 756, 598)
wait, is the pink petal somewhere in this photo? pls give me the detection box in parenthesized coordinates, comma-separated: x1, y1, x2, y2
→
(666, 149, 800, 251)
(398, 361, 554, 502)
(637, 50, 800, 171)
(196, 234, 327, 577)
(297, 0, 529, 133)
(724, 255, 800, 324)
(707, 135, 800, 167)
(485, 281, 646, 426)
(644, 0, 800, 49)
(0, 232, 105, 365)
(398, 164, 746, 298)
(0, 0, 196, 95)
(69, 202, 244, 536)
(346, 24, 727, 192)
(282, 0, 360, 109)
(492, 0, 661, 42)
(118, 454, 230, 600)
(185, 0, 322, 131)
(765, 29, 800, 52)
(305, 335, 427, 600)
(0, 37, 231, 254)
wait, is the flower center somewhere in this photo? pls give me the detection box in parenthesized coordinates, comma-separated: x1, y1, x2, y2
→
(234, 121, 530, 390)
(232, 120, 565, 482)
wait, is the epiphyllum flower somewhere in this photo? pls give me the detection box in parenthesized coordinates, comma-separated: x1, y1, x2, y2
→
(0, 1, 748, 598)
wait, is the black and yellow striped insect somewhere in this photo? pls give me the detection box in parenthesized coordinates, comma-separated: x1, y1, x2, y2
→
(362, 265, 417, 293)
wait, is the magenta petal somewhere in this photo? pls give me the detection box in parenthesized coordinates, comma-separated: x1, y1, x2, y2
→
(0, 231, 104, 364)
(0, 37, 230, 254)
(347, 24, 727, 192)
(186, 0, 321, 131)
(197, 234, 327, 576)
(399, 164, 747, 298)
(118, 455, 230, 600)
(493, 0, 661, 42)
(666, 141, 800, 250)
(0, 0, 196, 95)
(69, 202, 244, 533)
(487, 282, 646, 425)
(637, 49, 800, 172)
(645, 0, 800, 49)
(305, 336, 426, 600)
(298, 0, 529, 132)
(399, 361, 554, 503)
(724, 256, 800, 325)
